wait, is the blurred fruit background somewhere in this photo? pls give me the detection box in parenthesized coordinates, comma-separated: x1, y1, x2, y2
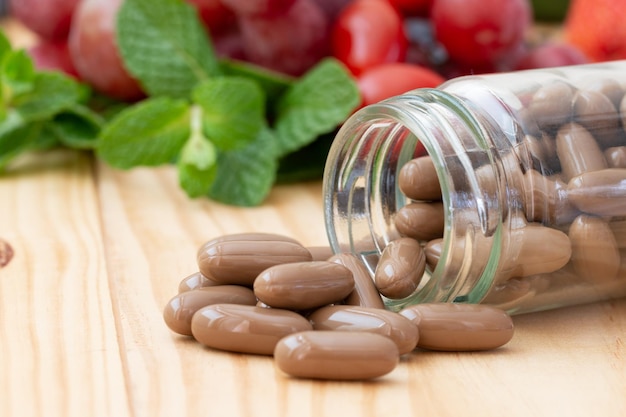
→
(3, 0, 624, 106)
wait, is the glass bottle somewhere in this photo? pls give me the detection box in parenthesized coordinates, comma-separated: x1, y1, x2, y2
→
(323, 61, 626, 314)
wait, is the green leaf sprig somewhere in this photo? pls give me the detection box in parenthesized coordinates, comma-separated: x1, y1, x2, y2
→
(0, 0, 360, 206)
(0, 31, 104, 169)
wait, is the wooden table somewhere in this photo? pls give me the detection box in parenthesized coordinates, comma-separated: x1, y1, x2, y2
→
(1, 19, 626, 417)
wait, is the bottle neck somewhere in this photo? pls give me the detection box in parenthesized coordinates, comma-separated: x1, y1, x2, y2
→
(323, 89, 509, 311)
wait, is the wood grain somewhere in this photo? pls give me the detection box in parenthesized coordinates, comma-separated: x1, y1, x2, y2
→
(1, 18, 626, 417)
(1, 151, 625, 417)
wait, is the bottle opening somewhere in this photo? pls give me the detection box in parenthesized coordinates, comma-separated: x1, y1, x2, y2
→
(323, 90, 504, 311)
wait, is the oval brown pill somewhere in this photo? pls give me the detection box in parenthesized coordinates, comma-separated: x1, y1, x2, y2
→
(191, 304, 313, 355)
(569, 214, 620, 283)
(254, 261, 355, 310)
(394, 202, 445, 241)
(567, 169, 626, 217)
(197, 235, 312, 286)
(274, 331, 399, 380)
(611, 219, 626, 249)
(178, 271, 220, 293)
(528, 81, 574, 128)
(308, 305, 418, 354)
(399, 303, 514, 351)
(511, 223, 572, 277)
(523, 170, 578, 225)
(604, 146, 626, 168)
(398, 156, 442, 201)
(424, 238, 443, 271)
(163, 286, 257, 336)
(329, 253, 385, 309)
(375, 237, 425, 299)
(573, 90, 622, 148)
(556, 122, 607, 181)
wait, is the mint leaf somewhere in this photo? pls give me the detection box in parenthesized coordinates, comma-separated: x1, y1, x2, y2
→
(219, 59, 294, 106)
(0, 112, 43, 169)
(208, 127, 278, 206)
(0, 31, 11, 62)
(97, 97, 190, 168)
(273, 58, 359, 157)
(116, 0, 220, 98)
(49, 105, 104, 149)
(177, 115, 218, 197)
(12, 72, 84, 121)
(192, 77, 265, 150)
(1, 49, 35, 99)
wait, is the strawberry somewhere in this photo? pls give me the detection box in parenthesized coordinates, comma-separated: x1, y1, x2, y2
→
(563, 0, 626, 62)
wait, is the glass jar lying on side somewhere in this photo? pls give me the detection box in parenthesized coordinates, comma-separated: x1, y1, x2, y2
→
(323, 61, 626, 315)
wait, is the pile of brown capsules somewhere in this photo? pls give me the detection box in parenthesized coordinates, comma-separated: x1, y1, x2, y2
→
(396, 78, 626, 310)
(163, 233, 514, 381)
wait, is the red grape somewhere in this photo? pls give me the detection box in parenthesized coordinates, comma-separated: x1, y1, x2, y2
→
(514, 42, 589, 70)
(220, 0, 297, 17)
(185, 0, 237, 35)
(68, 0, 144, 101)
(9, 0, 80, 40)
(431, 0, 531, 67)
(237, 0, 330, 76)
(312, 0, 352, 21)
(332, 0, 408, 75)
(357, 62, 445, 107)
(28, 40, 80, 79)
(388, 0, 433, 17)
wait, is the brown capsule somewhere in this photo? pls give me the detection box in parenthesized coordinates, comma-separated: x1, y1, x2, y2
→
(567, 169, 626, 217)
(424, 238, 443, 271)
(306, 245, 334, 261)
(604, 146, 626, 168)
(509, 223, 572, 277)
(399, 303, 514, 351)
(190, 304, 313, 355)
(274, 331, 399, 380)
(581, 78, 624, 109)
(308, 305, 418, 354)
(178, 271, 220, 293)
(197, 234, 312, 286)
(569, 214, 621, 283)
(163, 286, 257, 336)
(611, 219, 626, 249)
(573, 90, 622, 148)
(374, 237, 426, 299)
(528, 81, 574, 128)
(398, 156, 442, 201)
(254, 261, 355, 310)
(556, 122, 607, 181)
(329, 253, 385, 309)
(394, 202, 445, 241)
(523, 170, 578, 225)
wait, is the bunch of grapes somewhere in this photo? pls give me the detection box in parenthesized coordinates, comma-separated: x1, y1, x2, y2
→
(10, 0, 589, 104)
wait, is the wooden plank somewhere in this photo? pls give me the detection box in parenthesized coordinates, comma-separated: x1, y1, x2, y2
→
(96, 162, 626, 417)
(0, 151, 131, 417)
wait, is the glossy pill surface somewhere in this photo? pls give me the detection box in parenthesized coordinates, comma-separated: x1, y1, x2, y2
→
(399, 303, 514, 351)
(329, 253, 385, 309)
(567, 169, 626, 217)
(191, 304, 313, 355)
(163, 286, 257, 336)
(556, 123, 607, 181)
(375, 237, 426, 299)
(308, 305, 419, 354)
(394, 202, 445, 241)
(197, 234, 312, 286)
(398, 156, 442, 201)
(274, 331, 399, 380)
(254, 261, 355, 310)
(569, 214, 621, 283)
(178, 271, 219, 293)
